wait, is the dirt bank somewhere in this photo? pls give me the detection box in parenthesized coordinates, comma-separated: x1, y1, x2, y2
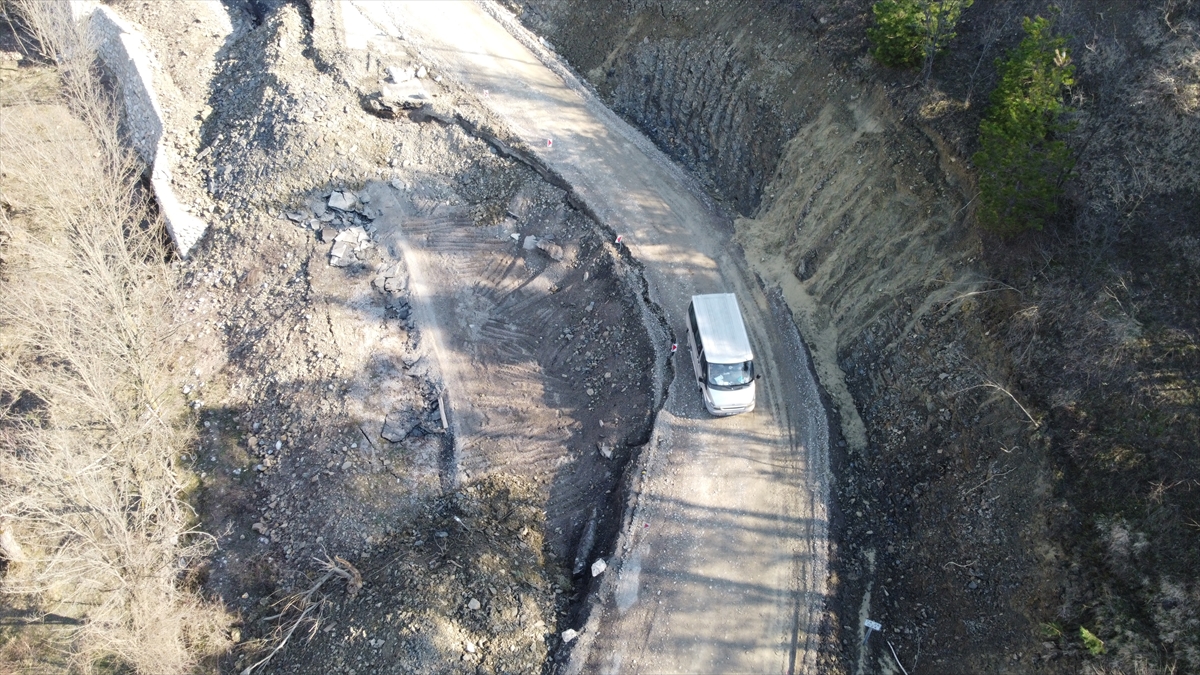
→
(516, 0, 1199, 672)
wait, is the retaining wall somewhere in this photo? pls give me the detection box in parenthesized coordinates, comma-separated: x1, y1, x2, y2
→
(69, 0, 208, 257)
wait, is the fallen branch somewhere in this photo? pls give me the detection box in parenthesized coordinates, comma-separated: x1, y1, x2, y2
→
(962, 464, 1015, 497)
(887, 640, 911, 675)
(240, 555, 361, 675)
(981, 381, 1040, 428)
(953, 380, 1040, 429)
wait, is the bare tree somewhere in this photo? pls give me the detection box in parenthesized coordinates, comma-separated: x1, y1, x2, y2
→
(0, 2, 230, 672)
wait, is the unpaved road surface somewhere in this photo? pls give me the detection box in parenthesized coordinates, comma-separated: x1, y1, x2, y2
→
(344, 2, 832, 672)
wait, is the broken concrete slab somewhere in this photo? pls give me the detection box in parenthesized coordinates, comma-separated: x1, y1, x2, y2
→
(371, 261, 407, 294)
(305, 194, 328, 217)
(328, 190, 358, 211)
(364, 81, 430, 119)
(386, 65, 414, 83)
(329, 239, 354, 266)
(334, 226, 372, 251)
(506, 187, 534, 221)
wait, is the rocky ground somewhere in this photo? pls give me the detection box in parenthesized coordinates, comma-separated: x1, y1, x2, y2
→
(518, 0, 1199, 673)
(97, 1, 657, 672)
(5, 0, 1195, 672)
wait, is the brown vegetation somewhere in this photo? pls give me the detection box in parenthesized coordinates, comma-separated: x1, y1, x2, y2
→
(0, 2, 228, 672)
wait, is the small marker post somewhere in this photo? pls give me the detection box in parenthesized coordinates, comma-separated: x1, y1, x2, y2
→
(615, 234, 623, 245)
(546, 138, 553, 148)
(863, 619, 882, 646)
(670, 343, 678, 354)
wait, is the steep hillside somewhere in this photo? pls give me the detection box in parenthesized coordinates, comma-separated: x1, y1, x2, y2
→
(514, 0, 1200, 672)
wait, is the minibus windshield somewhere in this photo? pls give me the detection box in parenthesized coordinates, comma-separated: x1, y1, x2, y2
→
(707, 361, 754, 389)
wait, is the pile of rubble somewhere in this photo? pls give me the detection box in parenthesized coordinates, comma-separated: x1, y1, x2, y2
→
(514, 232, 565, 262)
(284, 187, 382, 267)
(364, 64, 436, 119)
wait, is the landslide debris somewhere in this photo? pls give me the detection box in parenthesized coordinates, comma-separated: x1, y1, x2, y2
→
(104, 1, 660, 673)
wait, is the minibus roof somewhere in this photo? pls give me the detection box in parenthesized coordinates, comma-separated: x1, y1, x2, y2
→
(691, 293, 753, 363)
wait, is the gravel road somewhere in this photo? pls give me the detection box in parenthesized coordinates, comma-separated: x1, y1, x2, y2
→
(342, 2, 832, 672)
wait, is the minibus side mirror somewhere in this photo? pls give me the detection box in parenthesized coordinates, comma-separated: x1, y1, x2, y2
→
(755, 374, 762, 380)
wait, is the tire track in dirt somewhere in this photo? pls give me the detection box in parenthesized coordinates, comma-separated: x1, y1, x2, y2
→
(366, 178, 656, 568)
(345, 3, 831, 672)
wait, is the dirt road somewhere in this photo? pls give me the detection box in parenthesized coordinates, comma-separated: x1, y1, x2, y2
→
(342, 2, 831, 672)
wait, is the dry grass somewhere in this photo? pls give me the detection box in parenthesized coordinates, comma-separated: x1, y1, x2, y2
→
(0, 2, 229, 672)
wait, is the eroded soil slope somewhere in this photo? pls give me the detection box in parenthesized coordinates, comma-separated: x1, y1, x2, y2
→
(517, 0, 1199, 672)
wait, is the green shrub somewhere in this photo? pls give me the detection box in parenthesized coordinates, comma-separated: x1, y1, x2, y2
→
(867, 0, 973, 71)
(972, 15, 1076, 237)
(1080, 626, 1106, 656)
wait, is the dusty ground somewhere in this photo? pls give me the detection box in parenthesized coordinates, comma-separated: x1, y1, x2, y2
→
(98, 1, 659, 672)
(107, 0, 836, 671)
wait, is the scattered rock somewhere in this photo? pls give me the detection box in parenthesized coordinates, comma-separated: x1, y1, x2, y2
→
(329, 226, 372, 266)
(522, 235, 538, 250)
(536, 238, 564, 261)
(386, 65, 413, 83)
(251, 522, 268, 534)
(329, 239, 354, 267)
(328, 190, 357, 211)
(561, 628, 578, 643)
(467, 598, 481, 611)
(381, 409, 421, 442)
(590, 558, 607, 577)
